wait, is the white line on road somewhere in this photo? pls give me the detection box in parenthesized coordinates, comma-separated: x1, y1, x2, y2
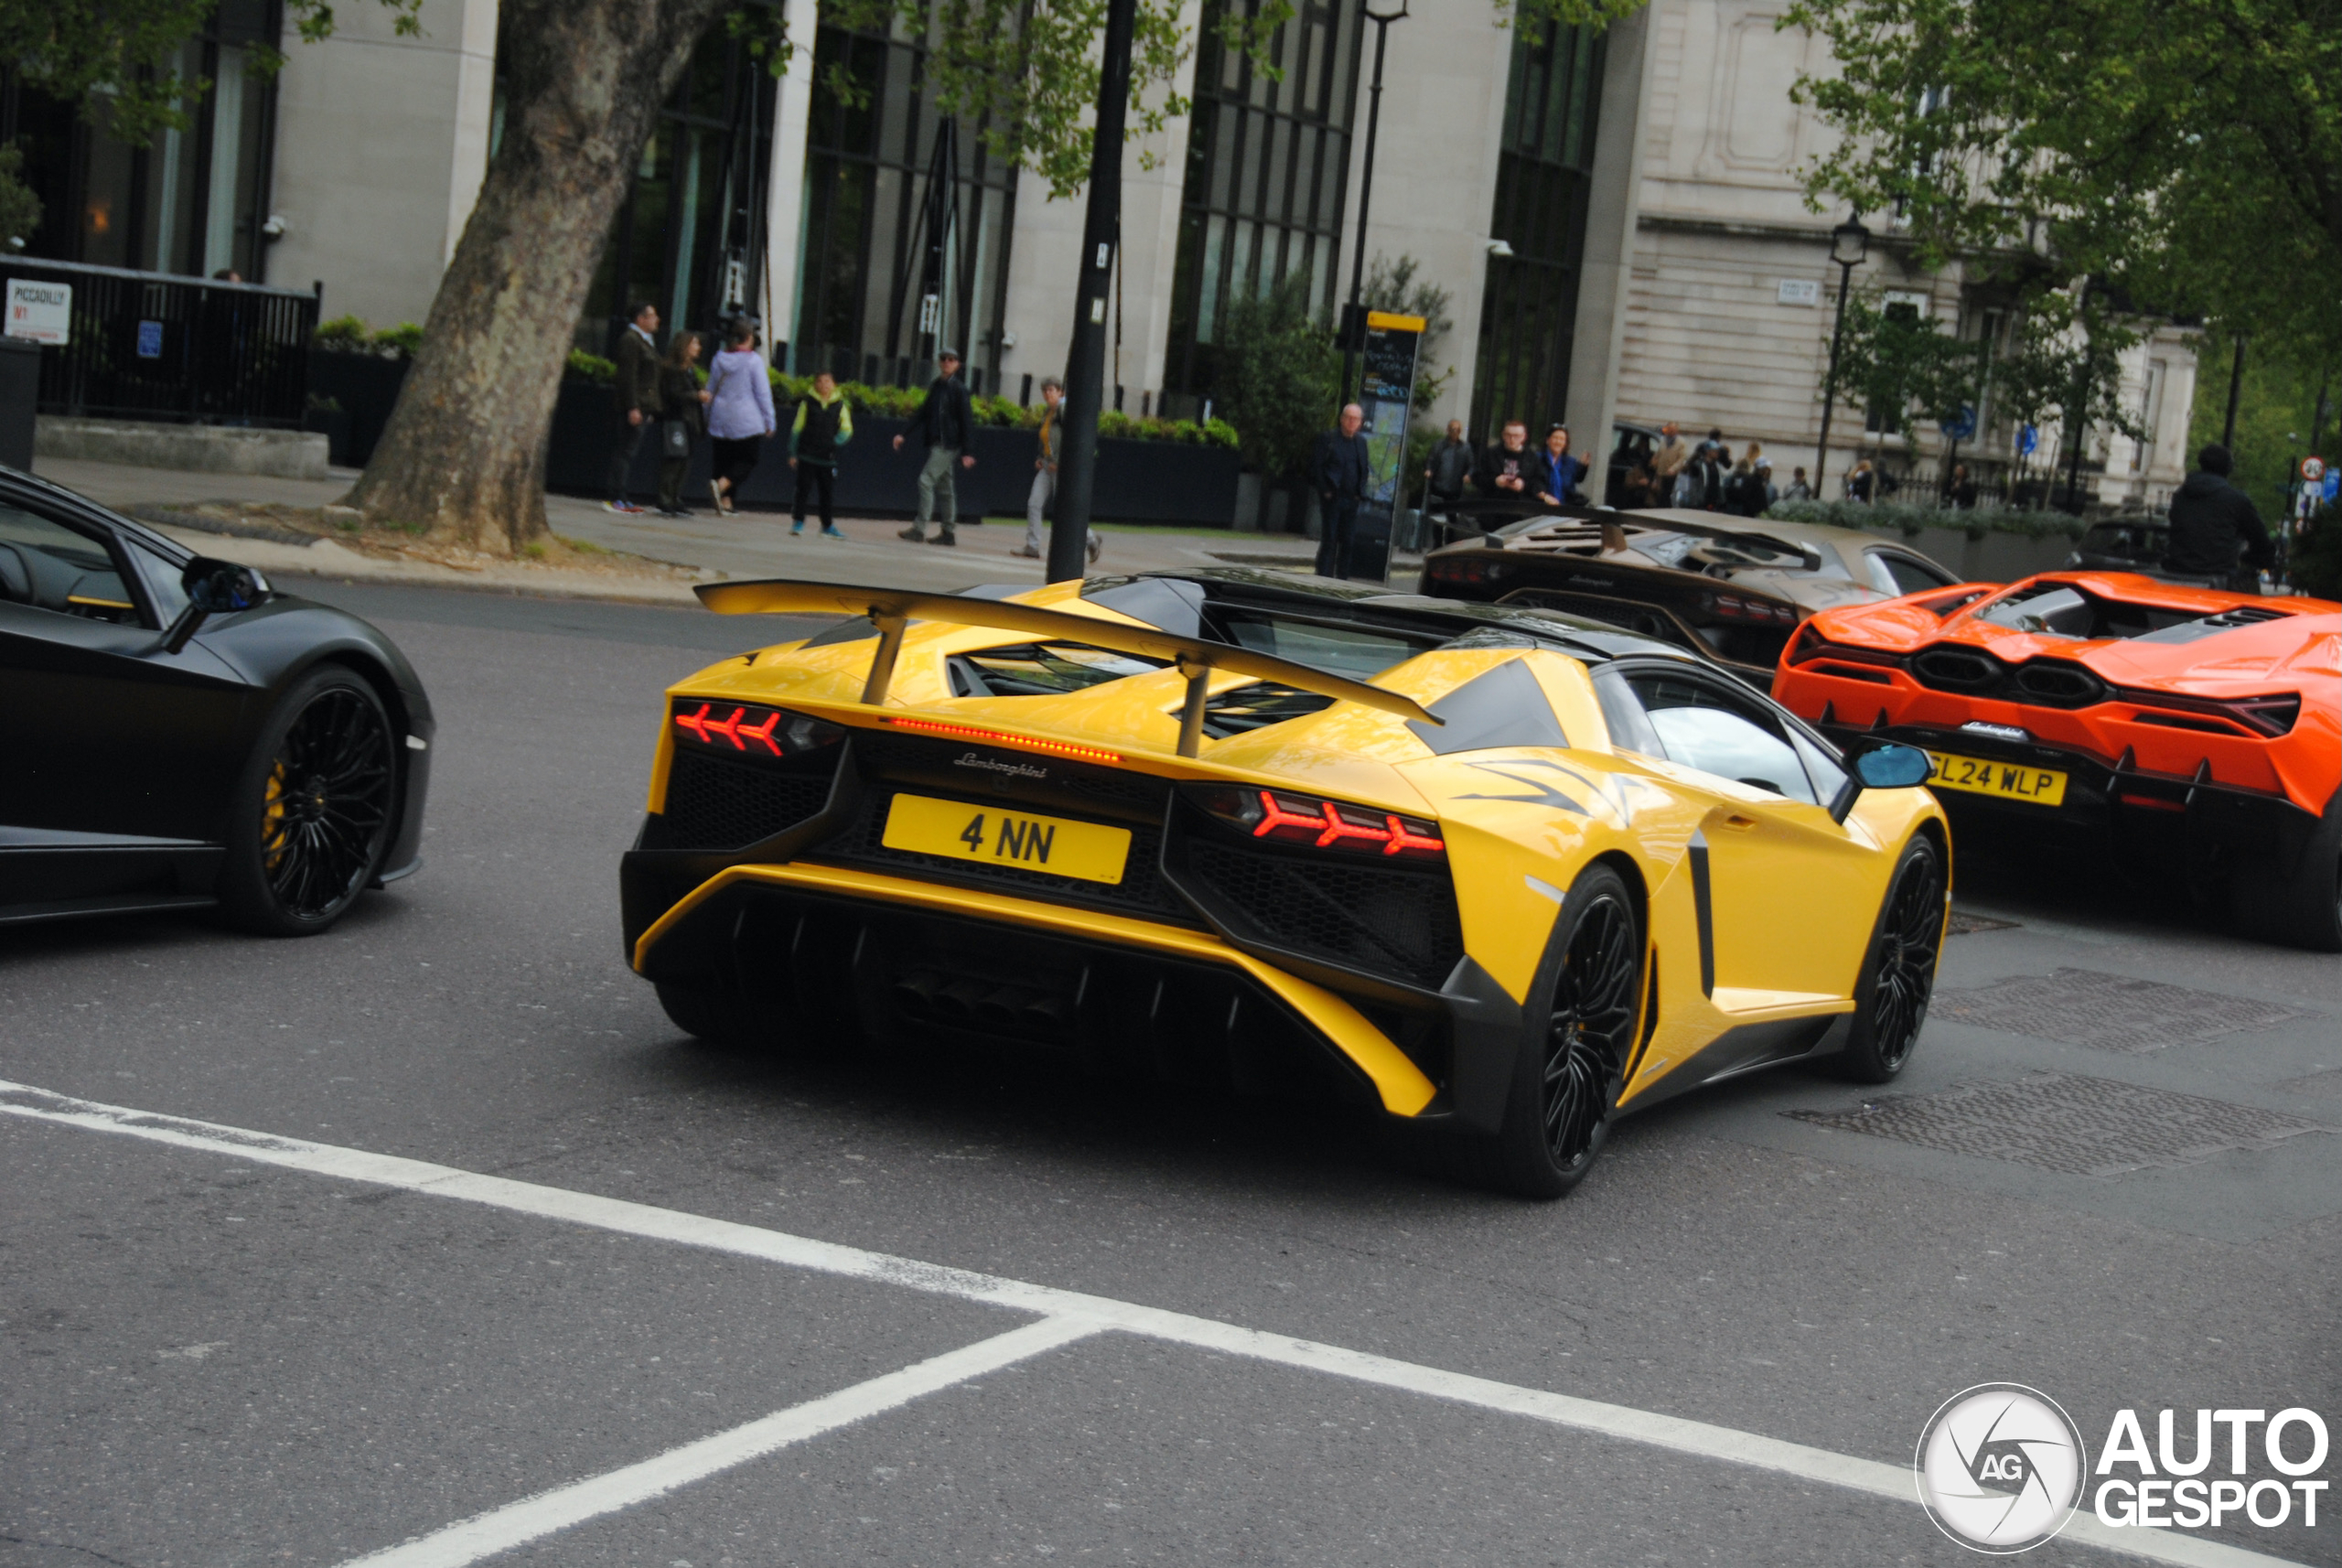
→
(333, 1316, 1101, 1568)
(0, 1079, 2301, 1568)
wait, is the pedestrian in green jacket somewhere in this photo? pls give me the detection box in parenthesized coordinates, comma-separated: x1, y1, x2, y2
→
(789, 371, 852, 538)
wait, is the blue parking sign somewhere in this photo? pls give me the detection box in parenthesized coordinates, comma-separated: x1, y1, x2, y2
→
(135, 319, 163, 359)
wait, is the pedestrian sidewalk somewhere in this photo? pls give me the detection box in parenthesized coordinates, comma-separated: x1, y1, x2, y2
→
(32, 455, 1416, 602)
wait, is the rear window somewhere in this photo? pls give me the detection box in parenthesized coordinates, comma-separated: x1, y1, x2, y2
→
(1212, 608, 1446, 681)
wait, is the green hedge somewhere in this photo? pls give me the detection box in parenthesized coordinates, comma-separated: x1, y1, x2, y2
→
(555, 352, 1238, 450)
(1763, 498, 2090, 542)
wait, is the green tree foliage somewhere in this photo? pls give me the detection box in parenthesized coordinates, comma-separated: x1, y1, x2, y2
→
(1782, 0, 2342, 352)
(2, 0, 422, 146)
(0, 145, 40, 249)
(1211, 271, 1339, 475)
(1360, 253, 1456, 412)
(2186, 344, 2331, 521)
(1824, 294, 1983, 446)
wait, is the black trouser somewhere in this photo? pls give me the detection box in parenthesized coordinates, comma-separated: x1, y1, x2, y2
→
(793, 462, 836, 529)
(1316, 494, 1360, 578)
(607, 412, 648, 501)
(711, 436, 762, 494)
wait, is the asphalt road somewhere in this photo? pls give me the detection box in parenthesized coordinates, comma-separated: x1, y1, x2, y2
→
(5, 578, 2337, 1568)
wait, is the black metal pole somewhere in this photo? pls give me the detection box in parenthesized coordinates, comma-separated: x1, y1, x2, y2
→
(2222, 333, 2246, 448)
(1814, 257, 1854, 496)
(1046, 0, 1137, 583)
(1338, 5, 1403, 408)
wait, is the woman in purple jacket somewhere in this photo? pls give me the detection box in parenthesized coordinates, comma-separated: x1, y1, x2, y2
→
(704, 324, 776, 516)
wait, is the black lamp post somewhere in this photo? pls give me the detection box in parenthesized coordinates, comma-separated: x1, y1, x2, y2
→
(1338, 0, 1408, 406)
(1046, 0, 1139, 583)
(1813, 216, 1871, 497)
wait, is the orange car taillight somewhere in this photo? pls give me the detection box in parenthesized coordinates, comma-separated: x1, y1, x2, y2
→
(672, 701, 844, 757)
(2121, 691, 2302, 738)
(1196, 786, 1445, 862)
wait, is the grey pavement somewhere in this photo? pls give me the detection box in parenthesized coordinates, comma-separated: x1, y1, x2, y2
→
(2, 580, 2336, 1567)
(30, 454, 1373, 599)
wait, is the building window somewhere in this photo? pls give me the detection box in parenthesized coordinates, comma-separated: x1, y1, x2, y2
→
(1469, 23, 1605, 440)
(3, 0, 281, 280)
(1164, 0, 1364, 400)
(790, 18, 1018, 392)
(579, 31, 778, 354)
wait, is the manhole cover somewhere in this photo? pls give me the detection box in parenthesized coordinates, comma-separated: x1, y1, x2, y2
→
(1788, 1073, 2327, 1177)
(1947, 910, 2021, 936)
(1931, 968, 2303, 1051)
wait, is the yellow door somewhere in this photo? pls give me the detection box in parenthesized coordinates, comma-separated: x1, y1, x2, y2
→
(1599, 664, 1883, 1004)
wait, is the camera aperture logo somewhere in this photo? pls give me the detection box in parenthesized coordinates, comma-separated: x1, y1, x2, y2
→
(1916, 1384, 2088, 1552)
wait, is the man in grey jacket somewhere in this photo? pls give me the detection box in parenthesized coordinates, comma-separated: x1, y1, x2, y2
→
(605, 302, 662, 515)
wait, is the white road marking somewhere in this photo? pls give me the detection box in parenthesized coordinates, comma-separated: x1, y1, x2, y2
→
(0, 1080, 2302, 1568)
(334, 1316, 1101, 1568)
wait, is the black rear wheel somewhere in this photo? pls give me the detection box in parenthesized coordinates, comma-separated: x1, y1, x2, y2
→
(1835, 834, 1946, 1083)
(2254, 791, 2342, 952)
(218, 667, 396, 936)
(1489, 865, 1643, 1199)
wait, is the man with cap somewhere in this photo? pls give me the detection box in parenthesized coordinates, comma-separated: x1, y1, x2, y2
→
(894, 349, 979, 546)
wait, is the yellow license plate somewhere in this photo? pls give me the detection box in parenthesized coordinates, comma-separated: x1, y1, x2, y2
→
(1926, 750, 2068, 807)
(881, 793, 1132, 885)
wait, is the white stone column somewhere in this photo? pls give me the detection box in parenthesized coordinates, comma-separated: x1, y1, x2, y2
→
(760, 0, 819, 363)
(265, 0, 500, 325)
(1564, 4, 1657, 469)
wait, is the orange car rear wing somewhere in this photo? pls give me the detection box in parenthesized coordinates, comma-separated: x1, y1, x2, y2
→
(694, 578, 1441, 757)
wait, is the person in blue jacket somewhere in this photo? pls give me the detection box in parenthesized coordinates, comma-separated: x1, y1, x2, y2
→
(1535, 424, 1586, 508)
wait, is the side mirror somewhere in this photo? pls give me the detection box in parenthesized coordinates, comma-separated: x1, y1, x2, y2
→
(163, 557, 273, 654)
(1829, 742, 1933, 822)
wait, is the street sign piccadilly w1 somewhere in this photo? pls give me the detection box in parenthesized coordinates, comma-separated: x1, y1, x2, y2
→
(5, 278, 70, 345)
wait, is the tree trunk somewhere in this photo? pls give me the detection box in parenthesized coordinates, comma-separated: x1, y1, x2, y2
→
(344, 0, 725, 553)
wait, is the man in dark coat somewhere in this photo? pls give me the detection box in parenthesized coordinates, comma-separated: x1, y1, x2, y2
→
(893, 349, 979, 545)
(1310, 403, 1371, 579)
(605, 302, 662, 514)
(2165, 443, 2273, 588)
(1475, 419, 1534, 499)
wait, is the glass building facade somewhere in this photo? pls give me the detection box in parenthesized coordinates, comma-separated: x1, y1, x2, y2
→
(576, 31, 779, 355)
(789, 18, 1019, 392)
(1469, 24, 1606, 438)
(1163, 0, 1365, 402)
(2, 0, 281, 280)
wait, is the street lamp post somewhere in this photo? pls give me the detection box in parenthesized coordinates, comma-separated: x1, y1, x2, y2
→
(1338, 0, 1408, 406)
(1813, 216, 1871, 498)
(1045, 0, 1138, 583)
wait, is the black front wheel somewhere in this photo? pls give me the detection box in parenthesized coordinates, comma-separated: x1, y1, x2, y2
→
(1835, 834, 1947, 1083)
(1488, 865, 1644, 1199)
(217, 667, 397, 936)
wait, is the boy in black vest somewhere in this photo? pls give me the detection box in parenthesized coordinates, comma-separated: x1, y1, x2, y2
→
(788, 371, 853, 537)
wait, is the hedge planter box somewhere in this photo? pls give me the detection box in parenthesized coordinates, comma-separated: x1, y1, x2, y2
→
(306, 349, 409, 467)
(1876, 525, 2079, 584)
(545, 380, 1240, 527)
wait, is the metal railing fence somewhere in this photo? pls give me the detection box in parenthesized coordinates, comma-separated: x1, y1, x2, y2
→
(5, 258, 317, 427)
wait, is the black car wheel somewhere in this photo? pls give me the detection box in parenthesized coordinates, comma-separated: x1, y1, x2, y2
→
(2256, 790, 2342, 952)
(1490, 865, 1643, 1199)
(218, 666, 396, 936)
(1835, 834, 1947, 1083)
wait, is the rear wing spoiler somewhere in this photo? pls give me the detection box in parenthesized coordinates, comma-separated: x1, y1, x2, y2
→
(1425, 500, 1824, 572)
(695, 579, 1440, 757)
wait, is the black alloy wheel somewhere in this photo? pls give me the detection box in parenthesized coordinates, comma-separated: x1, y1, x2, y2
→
(1836, 835, 1946, 1082)
(2250, 789, 2342, 952)
(1491, 865, 1643, 1198)
(219, 668, 396, 935)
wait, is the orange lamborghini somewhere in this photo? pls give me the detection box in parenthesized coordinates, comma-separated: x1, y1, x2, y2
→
(1773, 572, 2342, 949)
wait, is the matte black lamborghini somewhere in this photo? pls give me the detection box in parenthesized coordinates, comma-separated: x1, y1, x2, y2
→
(0, 467, 432, 933)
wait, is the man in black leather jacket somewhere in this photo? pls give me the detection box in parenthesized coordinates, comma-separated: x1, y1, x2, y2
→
(2165, 444, 2272, 587)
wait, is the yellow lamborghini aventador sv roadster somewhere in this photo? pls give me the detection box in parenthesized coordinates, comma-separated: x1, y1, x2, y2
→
(621, 569, 1950, 1197)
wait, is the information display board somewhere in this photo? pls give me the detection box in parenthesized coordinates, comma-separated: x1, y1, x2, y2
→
(1348, 310, 1423, 585)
